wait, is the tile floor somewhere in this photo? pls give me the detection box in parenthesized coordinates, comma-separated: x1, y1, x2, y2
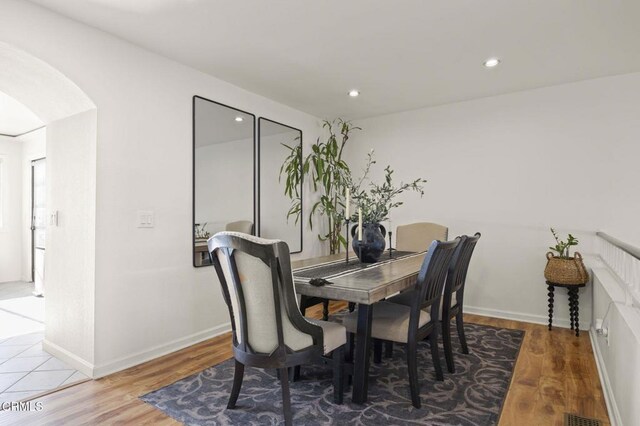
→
(0, 333, 89, 404)
(0, 282, 90, 404)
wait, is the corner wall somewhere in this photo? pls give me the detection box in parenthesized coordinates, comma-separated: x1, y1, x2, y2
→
(349, 72, 640, 328)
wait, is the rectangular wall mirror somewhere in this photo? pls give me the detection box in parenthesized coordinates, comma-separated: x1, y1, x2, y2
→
(258, 118, 303, 253)
(193, 96, 255, 267)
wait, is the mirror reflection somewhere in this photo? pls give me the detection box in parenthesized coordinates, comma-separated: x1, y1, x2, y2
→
(258, 118, 303, 253)
(193, 96, 255, 267)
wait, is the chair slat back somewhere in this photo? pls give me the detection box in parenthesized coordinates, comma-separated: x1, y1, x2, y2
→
(414, 238, 460, 316)
(209, 232, 321, 356)
(446, 232, 481, 296)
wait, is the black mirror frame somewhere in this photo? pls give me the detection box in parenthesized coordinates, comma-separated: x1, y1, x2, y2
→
(192, 95, 256, 267)
(257, 117, 303, 254)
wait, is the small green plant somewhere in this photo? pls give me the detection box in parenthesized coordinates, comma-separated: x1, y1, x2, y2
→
(349, 150, 427, 223)
(549, 228, 579, 258)
(195, 223, 211, 239)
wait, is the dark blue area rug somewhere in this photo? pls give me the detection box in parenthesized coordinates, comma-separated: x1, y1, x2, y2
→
(141, 322, 523, 425)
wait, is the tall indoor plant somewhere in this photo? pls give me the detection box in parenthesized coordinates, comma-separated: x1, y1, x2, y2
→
(280, 118, 360, 254)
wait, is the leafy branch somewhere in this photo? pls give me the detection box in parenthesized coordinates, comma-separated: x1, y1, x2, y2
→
(348, 150, 427, 223)
(280, 118, 360, 254)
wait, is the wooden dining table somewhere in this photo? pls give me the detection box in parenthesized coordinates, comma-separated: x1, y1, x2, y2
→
(292, 252, 425, 404)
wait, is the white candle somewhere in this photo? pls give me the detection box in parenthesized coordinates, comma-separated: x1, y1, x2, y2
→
(345, 188, 350, 218)
(358, 208, 363, 240)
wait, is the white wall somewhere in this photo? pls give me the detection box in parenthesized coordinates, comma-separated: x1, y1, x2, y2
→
(1, 0, 325, 376)
(44, 110, 97, 369)
(0, 135, 22, 283)
(19, 127, 46, 282)
(349, 72, 640, 329)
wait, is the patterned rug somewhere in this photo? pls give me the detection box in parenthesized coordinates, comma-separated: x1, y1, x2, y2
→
(141, 322, 524, 425)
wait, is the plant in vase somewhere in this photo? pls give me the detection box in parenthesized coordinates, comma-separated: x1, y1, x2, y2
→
(348, 151, 427, 262)
(544, 228, 588, 284)
(280, 118, 360, 254)
(194, 223, 211, 241)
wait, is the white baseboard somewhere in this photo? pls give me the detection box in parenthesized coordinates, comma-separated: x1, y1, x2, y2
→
(464, 305, 590, 331)
(589, 327, 621, 426)
(91, 322, 231, 378)
(42, 339, 95, 378)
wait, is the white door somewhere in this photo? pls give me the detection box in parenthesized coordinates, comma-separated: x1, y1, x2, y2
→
(32, 158, 46, 296)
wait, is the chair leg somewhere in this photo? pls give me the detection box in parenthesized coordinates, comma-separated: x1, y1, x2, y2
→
(279, 368, 293, 426)
(384, 341, 393, 358)
(293, 366, 301, 381)
(406, 340, 421, 408)
(322, 300, 330, 321)
(227, 359, 244, 409)
(332, 346, 345, 404)
(429, 331, 444, 381)
(456, 311, 469, 354)
(373, 339, 382, 364)
(346, 332, 354, 386)
(442, 316, 455, 374)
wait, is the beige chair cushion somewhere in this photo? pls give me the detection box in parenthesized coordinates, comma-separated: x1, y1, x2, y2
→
(225, 220, 253, 234)
(342, 302, 431, 343)
(307, 319, 346, 355)
(396, 222, 448, 253)
(387, 290, 457, 315)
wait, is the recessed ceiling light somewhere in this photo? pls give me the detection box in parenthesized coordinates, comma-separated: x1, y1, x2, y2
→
(234, 116, 244, 122)
(348, 89, 360, 97)
(483, 58, 501, 68)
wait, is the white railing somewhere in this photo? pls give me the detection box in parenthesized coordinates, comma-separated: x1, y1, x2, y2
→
(596, 232, 640, 308)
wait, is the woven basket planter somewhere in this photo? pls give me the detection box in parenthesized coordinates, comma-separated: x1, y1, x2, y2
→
(544, 252, 589, 285)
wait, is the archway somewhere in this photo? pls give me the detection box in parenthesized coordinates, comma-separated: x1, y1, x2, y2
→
(0, 42, 98, 378)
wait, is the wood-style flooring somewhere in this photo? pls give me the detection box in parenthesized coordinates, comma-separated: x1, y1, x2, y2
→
(0, 303, 610, 425)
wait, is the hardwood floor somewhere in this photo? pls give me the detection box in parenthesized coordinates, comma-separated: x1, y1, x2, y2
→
(0, 304, 609, 425)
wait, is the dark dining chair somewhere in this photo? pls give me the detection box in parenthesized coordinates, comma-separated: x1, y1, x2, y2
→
(441, 232, 481, 373)
(342, 238, 460, 408)
(209, 232, 346, 426)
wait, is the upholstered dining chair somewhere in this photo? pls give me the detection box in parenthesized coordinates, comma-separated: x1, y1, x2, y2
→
(385, 233, 481, 373)
(225, 220, 254, 235)
(441, 232, 481, 373)
(396, 222, 448, 252)
(208, 232, 346, 426)
(342, 238, 459, 408)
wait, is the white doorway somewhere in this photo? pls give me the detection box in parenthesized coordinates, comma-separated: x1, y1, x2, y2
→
(31, 157, 46, 296)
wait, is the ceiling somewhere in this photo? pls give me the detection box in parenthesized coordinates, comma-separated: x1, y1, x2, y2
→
(29, 0, 640, 119)
(0, 90, 43, 136)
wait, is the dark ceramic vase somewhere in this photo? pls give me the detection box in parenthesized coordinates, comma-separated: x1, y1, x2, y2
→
(351, 223, 387, 263)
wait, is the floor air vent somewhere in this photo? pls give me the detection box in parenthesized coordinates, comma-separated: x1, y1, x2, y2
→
(564, 413, 603, 426)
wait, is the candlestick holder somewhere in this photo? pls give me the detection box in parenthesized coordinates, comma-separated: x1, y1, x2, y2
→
(388, 231, 393, 258)
(345, 219, 351, 265)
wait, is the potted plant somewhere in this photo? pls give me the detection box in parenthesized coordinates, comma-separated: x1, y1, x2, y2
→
(194, 223, 211, 242)
(280, 118, 359, 254)
(348, 151, 427, 262)
(544, 228, 588, 284)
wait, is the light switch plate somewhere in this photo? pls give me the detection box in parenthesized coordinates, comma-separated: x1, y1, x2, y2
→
(137, 210, 154, 228)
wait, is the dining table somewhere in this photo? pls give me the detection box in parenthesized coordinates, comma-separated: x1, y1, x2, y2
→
(292, 251, 426, 404)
